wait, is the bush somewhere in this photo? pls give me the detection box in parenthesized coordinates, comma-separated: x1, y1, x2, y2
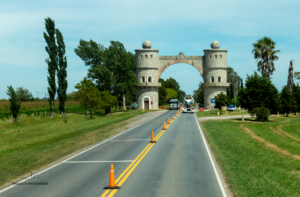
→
(250, 107, 270, 122)
(63, 118, 68, 123)
(161, 106, 165, 109)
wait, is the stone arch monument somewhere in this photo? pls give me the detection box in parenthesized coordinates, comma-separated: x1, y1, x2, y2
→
(135, 40, 229, 110)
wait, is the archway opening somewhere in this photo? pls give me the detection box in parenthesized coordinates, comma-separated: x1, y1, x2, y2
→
(159, 63, 204, 106)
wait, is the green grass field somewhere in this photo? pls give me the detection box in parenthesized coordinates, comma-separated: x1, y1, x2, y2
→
(197, 109, 249, 117)
(201, 114, 300, 196)
(0, 101, 85, 119)
(0, 107, 150, 188)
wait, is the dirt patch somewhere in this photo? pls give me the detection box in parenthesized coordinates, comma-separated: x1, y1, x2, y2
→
(269, 126, 285, 137)
(239, 124, 300, 160)
(281, 119, 291, 123)
(277, 125, 300, 142)
(291, 170, 300, 178)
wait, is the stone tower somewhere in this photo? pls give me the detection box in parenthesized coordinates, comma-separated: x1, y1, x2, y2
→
(135, 40, 229, 110)
(203, 41, 229, 109)
(135, 41, 160, 110)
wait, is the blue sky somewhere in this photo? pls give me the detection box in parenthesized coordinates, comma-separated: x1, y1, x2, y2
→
(1, 0, 300, 99)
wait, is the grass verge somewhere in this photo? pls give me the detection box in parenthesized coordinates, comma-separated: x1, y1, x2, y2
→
(0, 109, 151, 188)
(197, 109, 249, 117)
(201, 114, 300, 196)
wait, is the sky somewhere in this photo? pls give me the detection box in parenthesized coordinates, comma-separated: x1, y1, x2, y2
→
(1, 0, 300, 99)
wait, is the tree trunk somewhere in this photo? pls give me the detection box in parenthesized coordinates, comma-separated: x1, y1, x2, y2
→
(50, 100, 54, 117)
(116, 105, 119, 111)
(85, 107, 87, 118)
(105, 107, 111, 115)
(123, 94, 126, 110)
(90, 108, 92, 118)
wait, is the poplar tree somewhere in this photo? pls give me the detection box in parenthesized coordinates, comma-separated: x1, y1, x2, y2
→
(44, 17, 58, 117)
(230, 84, 234, 101)
(56, 29, 68, 116)
(6, 86, 21, 122)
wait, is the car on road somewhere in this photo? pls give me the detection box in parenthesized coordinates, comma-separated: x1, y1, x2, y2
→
(227, 104, 236, 111)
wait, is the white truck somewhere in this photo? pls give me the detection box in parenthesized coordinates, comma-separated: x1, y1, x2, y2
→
(182, 95, 195, 113)
(169, 99, 179, 110)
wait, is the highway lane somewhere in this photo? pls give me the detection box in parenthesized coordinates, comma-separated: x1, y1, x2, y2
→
(111, 113, 224, 197)
(0, 110, 226, 197)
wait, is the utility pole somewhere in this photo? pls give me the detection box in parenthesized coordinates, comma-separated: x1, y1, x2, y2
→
(36, 91, 40, 100)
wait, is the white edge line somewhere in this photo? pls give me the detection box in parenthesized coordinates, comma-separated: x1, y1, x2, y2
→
(63, 160, 134, 163)
(0, 110, 168, 194)
(194, 113, 228, 197)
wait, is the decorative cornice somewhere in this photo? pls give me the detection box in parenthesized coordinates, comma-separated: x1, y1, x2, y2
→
(203, 82, 230, 88)
(136, 82, 161, 88)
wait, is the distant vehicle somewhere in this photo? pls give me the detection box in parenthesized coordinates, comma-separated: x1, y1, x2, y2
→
(182, 95, 195, 113)
(228, 104, 236, 111)
(169, 99, 179, 110)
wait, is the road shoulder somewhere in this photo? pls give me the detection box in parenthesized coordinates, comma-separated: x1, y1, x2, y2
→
(196, 115, 234, 197)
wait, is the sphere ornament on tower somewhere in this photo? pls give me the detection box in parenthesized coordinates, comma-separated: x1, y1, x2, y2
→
(211, 41, 220, 49)
(142, 40, 152, 49)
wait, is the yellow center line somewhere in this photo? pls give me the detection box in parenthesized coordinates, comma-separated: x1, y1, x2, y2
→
(107, 143, 156, 197)
(106, 130, 167, 197)
(101, 116, 174, 197)
(100, 129, 165, 197)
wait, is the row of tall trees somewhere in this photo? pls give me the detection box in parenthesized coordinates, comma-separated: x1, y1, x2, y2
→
(74, 40, 136, 111)
(214, 71, 300, 117)
(44, 17, 68, 117)
(6, 17, 68, 122)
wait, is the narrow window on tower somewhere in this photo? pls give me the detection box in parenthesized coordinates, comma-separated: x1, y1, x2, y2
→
(218, 76, 221, 83)
(145, 55, 148, 59)
(215, 55, 217, 59)
(140, 55, 142, 59)
(220, 55, 222, 59)
(142, 76, 145, 83)
(151, 55, 153, 59)
(211, 76, 214, 83)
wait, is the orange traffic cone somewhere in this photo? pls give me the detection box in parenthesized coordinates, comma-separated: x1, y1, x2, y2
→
(150, 131, 156, 143)
(168, 117, 170, 124)
(172, 114, 175, 119)
(103, 164, 121, 189)
(163, 122, 166, 130)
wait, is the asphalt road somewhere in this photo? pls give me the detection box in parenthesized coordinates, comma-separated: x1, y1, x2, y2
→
(0, 110, 225, 197)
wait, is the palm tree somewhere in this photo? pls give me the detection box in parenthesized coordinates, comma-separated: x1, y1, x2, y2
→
(252, 37, 280, 81)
